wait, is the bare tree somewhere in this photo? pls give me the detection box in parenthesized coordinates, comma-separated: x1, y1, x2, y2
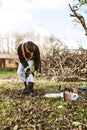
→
(69, 4, 87, 35)
(15, 33, 25, 51)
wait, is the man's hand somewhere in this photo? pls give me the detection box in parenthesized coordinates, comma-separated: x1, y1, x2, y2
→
(25, 66, 31, 78)
(32, 70, 37, 76)
(25, 66, 37, 77)
(33, 70, 37, 76)
(25, 66, 30, 73)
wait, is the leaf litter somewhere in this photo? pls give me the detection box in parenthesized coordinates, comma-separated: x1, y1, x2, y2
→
(0, 77, 87, 130)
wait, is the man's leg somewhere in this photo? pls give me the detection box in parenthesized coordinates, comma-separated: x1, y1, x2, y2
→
(28, 60, 34, 93)
(22, 60, 34, 94)
(17, 63, 27, 91)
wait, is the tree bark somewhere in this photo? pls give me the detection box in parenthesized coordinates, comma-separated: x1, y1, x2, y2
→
(69, 4, 87, 36)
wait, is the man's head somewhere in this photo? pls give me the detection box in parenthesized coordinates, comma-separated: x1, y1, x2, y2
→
(25, 41, 35, 52)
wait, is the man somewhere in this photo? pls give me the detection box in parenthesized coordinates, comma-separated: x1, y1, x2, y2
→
(17, 41, 41, 94)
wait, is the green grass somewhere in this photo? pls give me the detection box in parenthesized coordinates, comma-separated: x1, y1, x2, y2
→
(0, 74, 87, 130)
(0, 68, 17, 77)
(0, 69, 87, 129)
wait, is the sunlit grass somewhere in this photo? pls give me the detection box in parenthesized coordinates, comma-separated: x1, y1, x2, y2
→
(0, 72, 87, 129)
(0, 68, 17, 77)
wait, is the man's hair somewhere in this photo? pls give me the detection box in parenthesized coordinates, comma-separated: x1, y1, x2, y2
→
(25, 41, 35, 52)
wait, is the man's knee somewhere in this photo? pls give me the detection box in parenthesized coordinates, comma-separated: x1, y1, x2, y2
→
(17, 69, 23, 77)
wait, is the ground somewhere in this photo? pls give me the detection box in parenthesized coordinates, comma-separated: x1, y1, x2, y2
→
(0, 75, 87, 130)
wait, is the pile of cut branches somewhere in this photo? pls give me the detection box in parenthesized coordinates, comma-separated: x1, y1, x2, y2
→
(41, 46, 87, 82)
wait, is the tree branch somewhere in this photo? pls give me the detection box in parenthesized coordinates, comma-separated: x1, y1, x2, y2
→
(69, 4, 87, 35)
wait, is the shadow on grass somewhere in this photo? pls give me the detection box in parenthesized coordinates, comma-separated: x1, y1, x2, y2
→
(0, 87, 46, 100)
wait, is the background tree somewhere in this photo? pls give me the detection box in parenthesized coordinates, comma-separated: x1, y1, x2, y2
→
(69, 0, 87, 35)
(15, 33, 25, 52)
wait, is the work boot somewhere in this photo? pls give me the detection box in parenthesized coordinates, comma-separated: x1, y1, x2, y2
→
(22, 82, 34, 95)
(22, 82, 27, 94)
(29, 82, 34, 93)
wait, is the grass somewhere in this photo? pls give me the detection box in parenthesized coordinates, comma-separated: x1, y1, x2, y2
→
(0, 68, 17, 77)
(0, 69, 87, 130)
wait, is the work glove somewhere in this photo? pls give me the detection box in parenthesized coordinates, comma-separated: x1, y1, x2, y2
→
(33, 70, 37, 76)
(32, 70, 37, 76)
(25, 66, 31, 78)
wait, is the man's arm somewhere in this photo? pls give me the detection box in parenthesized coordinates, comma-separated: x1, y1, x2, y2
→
(17, 44, 28, 68)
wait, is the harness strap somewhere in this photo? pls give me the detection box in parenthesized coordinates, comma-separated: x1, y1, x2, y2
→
(22, 44, 34, 60)
(22, 44, 26, 58)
